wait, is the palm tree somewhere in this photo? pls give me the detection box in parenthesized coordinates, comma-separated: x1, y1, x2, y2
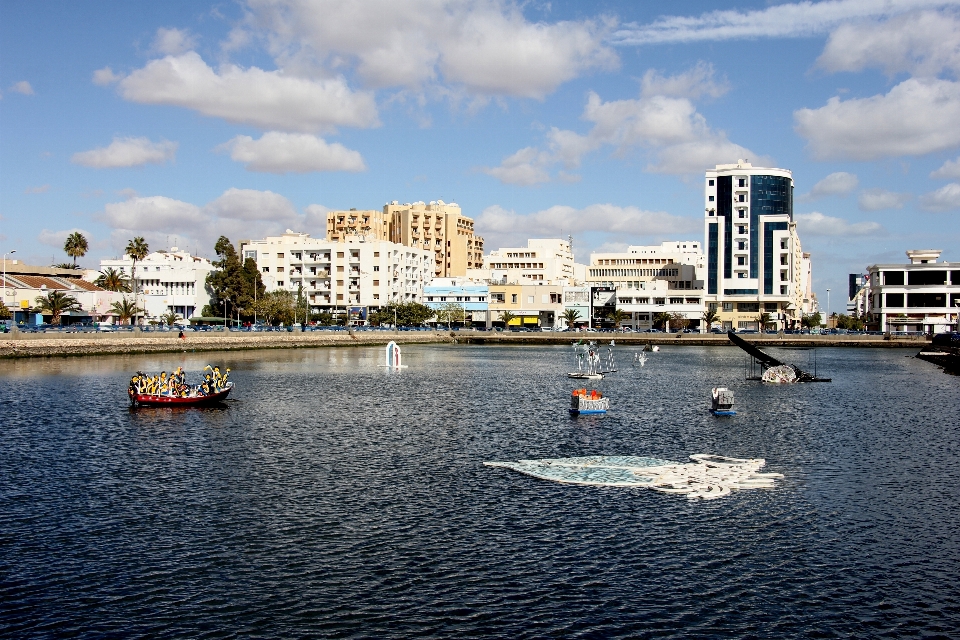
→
(758, 312, 772, 333)
(53, 262, 80, 270)
(125, 237, 149, 325)
(35, 290, 82, 325)
(94, 267, 131, 292)
(562, 308, 581, 329)
(653, 311, 671, 331)
(500, 310, 517, 328)
(110, 297, 142, 325)
(159, 310, 181, 326)
(607, 309, 629, 329)
(703, 307, 719, 331)
(64, 232, 89, 268)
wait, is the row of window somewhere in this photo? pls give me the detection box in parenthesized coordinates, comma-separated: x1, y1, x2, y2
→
(617, 297, 701, 305)
(882, 270, 960, 286)
(425, 296, 487, 302)
(883, 292, 960, 308)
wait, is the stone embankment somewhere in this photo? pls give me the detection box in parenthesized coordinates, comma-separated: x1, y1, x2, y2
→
(0, 328, 930, 359)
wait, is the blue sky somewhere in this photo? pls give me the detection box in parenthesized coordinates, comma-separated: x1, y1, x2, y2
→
(3, 0, 960, 314)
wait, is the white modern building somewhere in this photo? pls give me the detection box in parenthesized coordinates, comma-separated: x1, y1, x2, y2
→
(240, 230, 433, 320)
(99, 248, 214, 322)
(865, 249, 959, 333)
(484, 238, 585, 284)
(703, 160, 806, 330)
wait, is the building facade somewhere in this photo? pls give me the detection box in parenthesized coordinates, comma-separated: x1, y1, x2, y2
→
(865, 250, 959, 333)
(703, 160, 805, 330)
(422, 278, 489, 326)
(385, 200, 483, 278)
(99, 248, 214, 322)
(326, 209, 390, 242)
(1, 260, 124, 325)
(489, 282, 564, 328)
(484, 238, 581, 284)
(240, 231, 432, 320)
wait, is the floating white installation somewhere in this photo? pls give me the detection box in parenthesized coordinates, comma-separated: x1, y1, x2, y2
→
(380, 340, 407, 369)
(484, 454, 782, 500)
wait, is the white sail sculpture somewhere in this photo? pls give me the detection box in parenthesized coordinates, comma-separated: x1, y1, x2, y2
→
(380, 340, 407, 369)
(485, 454, 782, 500)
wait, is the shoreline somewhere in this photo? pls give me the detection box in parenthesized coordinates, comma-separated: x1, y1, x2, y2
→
(0, 329, 930, 359)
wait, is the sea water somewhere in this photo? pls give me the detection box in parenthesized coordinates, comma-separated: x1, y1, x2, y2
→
(1, 345, 958, 637)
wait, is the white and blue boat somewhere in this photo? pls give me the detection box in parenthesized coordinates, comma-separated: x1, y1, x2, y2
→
(710, 387, 736, 416)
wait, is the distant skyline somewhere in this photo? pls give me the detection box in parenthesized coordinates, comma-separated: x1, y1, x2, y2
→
(3, 0, 960, 315)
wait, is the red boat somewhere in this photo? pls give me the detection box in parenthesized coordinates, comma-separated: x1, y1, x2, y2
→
(128, 383, 233, 407)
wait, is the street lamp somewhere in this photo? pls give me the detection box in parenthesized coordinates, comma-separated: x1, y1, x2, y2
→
(826, 288, 831, 319)
(2, 250, 15, 323)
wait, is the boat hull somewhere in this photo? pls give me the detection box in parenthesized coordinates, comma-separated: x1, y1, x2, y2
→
(710, 409, 737, 416)
(129, 383, 233, 406)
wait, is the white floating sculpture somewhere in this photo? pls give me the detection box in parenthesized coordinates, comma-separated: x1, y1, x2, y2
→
(484, 454, 783, 501)
(380, 340, 407, 369)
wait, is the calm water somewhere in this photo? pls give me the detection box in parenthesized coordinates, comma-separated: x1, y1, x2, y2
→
(1, 344, 958, 638)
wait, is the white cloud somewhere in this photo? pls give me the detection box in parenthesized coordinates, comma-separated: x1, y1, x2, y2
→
(931, 156, 960, 179)
(919, 182, 960, 210)
(114, 52, 379, 132)
(800, 172, 859, 200)
(482, 147, 551, 185)
(483, 66, 763, 183)
(243, 0, 617, 99)
(640, 61, 728, 99)
(71, 137, 178, 168)
(475, 202, 700, 253)
(151, 27, 198, 56)
(610, 0, 959, 45)
(221, 132, 366, 173)
(795, 78, 960, 161)
(817, 9, 960, 77)
(24, 184, 50, 194)
(795, 211, 884, 236)
(858, 188, 911, 210)
(92, 67, 121, 86)
(203, 188, 299, 222)
(38, 227, 94, 249)
(97, 189, 322, 253)
(11, 80, 34, 95)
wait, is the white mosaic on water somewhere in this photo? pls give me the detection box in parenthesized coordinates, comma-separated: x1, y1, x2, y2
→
(484, 454, 783, 500)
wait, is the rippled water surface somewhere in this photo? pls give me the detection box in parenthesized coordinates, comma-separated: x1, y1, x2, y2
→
(2, 344, 959, 638)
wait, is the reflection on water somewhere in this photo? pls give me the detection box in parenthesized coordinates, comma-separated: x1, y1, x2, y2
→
(1, 345, 959, 638)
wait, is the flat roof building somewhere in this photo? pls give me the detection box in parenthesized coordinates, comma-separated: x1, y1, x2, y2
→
(865, 250, 959, 333)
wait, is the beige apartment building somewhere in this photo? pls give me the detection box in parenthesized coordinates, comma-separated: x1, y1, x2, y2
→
(488, 282, 564, 328)
(326, 209, 390, 242)
(385, 200, 483, 278)
(483, 238, 583, 284)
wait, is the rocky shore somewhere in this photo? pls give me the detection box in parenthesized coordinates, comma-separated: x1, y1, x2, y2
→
(0, 328, 929, 359)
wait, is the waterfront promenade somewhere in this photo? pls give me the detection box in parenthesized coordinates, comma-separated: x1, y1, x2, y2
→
(0, 328, 929, 359)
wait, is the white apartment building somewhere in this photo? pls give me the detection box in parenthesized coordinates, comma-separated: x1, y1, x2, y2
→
(99, 248, 214, 322)
(484, 238, 584, 284)
(240, 231, 432, 318)
(704, 160, 806, 330)
(865, 249, 959, 333)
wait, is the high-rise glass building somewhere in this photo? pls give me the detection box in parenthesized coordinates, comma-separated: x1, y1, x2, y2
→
(703, 160, 807, 331)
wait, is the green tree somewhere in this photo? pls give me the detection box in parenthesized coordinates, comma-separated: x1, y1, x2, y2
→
(703, 307, 719, 331)
(436, 301, 465, 326)
(653, 311, 671, 330)
(240, 256, 266, 320)
(204, 236, 243, 319)
(250, 290, 296, 325)
(0, 301, 10, 321)
(35, 290, 82, 325)
(64, 232, 88, 267)
(94, 267, 131, 292)
(607, 309, 630, 328)
(375, 301, 433, 326)
(311, 311, 335, 326)
(110, 297, 142, 325)
(801, 312, 823, 329)
(499, 310, 517, 327)
(562, 308, 582, 328)
(125, 236, 149, 324)
(670, 312, 690, 332)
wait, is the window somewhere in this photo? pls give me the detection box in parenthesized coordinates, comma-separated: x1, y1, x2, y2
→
(907, 293, 946, 307)
(337, 266, 344, 272)
(374, 252, 380, 257)
(708, 179, 714, 186)
(780, 255, 788, 265)
(373, 294, 379, 300)
(738, 256, 746, 265)
(669, 297, 683, 304)
(511, 294, 518, 303)
(722, 302, 733, 311)
(337, 252, 344, 258)
(708, 195, 715, 202)
(738, 210, 746, 218)
(780, 286, 788, 294)
(373, 280, 379, 286)
(738, 225, 747, 234)
(277, 253, 284, 258)
(277, 281, 284, 287)
(738, 242, 747, 250)
(738, 194, 746, 202)
(738, 178, 746, 187)
(654, 298, 665, 305)
(765, 303, 779, 311)
(738, 302, 760, 312)
(373, 266, 380, 272)
(261, 266, 269, 272)
(908, 270, 947, 285)
(781, 240, 787, 250)
(885, 293, 904, 307)
(884, 271, 905, 285)
(492, 293, 505, 303)
(337, 280, 344, 286)
(738, 272, 746, 279)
